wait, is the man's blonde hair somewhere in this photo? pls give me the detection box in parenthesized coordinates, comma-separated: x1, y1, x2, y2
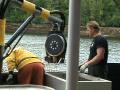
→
(86, 21, 100, 32)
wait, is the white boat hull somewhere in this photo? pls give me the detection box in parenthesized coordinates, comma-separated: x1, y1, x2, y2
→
(45, 72, 111, 90)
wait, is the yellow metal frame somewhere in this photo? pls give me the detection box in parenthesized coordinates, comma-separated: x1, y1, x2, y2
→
(21, 0, 50, 20)
(0, 19, 6, 46)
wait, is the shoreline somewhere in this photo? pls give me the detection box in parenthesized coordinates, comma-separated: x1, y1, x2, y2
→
(6, 23, 120, 38)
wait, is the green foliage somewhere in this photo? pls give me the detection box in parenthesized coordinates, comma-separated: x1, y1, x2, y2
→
(5, 0, 120, 27)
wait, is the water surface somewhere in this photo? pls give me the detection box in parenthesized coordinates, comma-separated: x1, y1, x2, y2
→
(3, 34, 120, 72)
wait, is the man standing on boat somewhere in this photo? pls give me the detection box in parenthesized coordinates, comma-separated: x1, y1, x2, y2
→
(5, 47, 45, 85)
(79, 21, 108, 79)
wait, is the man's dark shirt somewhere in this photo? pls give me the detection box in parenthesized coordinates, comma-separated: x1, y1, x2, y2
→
(88, 35, 108, 78)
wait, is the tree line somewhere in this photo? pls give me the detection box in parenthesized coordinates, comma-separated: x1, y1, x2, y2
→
(5, 0, 120, 27)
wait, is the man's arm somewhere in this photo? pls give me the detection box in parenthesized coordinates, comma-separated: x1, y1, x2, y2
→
(79, 47, 105, 72)
(5, 51, 16, 72)
(87, 47, 105, 66)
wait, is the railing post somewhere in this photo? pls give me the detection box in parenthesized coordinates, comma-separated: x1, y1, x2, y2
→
(66, 0, 81, 90)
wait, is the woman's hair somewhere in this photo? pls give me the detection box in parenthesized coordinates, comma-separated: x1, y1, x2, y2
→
(86, 21, 100, 32)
